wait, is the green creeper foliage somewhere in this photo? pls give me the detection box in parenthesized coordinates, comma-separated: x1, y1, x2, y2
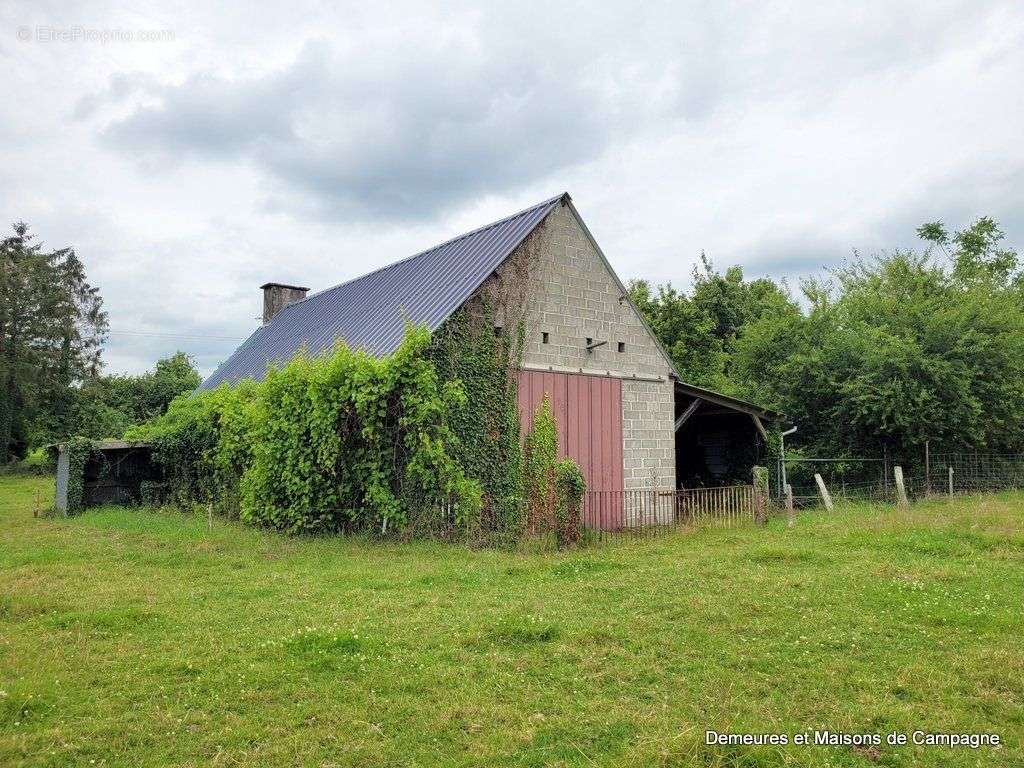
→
(553, 458, 585, 549)
(62, 436, 95, 516)
(128, 325, 480, 536)
(427, 301, 524, 542)
(125, 379, 257, 514)
(522, 396, 559, 533)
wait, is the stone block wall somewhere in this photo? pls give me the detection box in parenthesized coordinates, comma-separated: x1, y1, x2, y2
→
(621, 379, 675, 493)
(493, 199, 677, 493)
(517, 202, 670, 379)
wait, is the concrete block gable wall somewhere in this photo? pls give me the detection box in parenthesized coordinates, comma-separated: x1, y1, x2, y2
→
(515, 201, 676, 492)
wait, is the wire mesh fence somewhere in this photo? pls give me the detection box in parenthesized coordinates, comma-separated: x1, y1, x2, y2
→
(927, 453, 1024, 495)
(782, 451, 1024, 511)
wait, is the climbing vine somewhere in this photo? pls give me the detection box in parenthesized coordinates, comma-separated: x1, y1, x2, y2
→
(523, 395, 557, 532)
(426, 226, 543, 543)
(121, 224, 552, 544)
(62, 436, 95, 516)
(125, 380, 257, 515)
(553, 458, 585, 549)
(128, 326, 480, 535)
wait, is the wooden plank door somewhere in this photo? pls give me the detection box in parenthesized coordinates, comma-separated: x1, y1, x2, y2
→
(518, 370, 624, 527)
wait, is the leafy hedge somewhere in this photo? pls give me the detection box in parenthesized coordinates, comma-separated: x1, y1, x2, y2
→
(127, 326, 481, 535)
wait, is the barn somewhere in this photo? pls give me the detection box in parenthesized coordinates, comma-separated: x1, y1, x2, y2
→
(201, 193, 779, 517)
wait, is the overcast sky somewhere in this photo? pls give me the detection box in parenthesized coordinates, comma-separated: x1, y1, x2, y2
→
(3, 1, 1023, 376)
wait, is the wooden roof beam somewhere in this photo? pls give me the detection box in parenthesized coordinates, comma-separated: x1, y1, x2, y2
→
(675, 398, 702, 431)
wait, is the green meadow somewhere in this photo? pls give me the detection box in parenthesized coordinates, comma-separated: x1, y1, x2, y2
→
(1, 474, 1021, 767)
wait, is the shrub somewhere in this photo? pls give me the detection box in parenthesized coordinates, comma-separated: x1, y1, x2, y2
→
(125, 380, 257, 516)
(554, 458, 585, 549)
(522, 396, 557, 533)
(128, 325, 480, 536)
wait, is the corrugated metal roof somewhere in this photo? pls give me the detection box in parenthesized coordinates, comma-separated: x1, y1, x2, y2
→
(200, 193, 566, 390)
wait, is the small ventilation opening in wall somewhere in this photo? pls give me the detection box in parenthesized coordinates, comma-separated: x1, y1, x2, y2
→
(542, 332, 549, 344)
(618, 342, 626, 353)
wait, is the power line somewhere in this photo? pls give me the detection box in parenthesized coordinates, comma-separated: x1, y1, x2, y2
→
(106, 330, 243, 342)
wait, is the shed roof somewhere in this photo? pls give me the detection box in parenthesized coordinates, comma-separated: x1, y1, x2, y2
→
(200, 193, 565, 390)
(674, 381, 782, 421)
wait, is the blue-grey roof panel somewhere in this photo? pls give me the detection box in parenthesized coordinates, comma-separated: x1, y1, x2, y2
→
(200, 193, 565, 390)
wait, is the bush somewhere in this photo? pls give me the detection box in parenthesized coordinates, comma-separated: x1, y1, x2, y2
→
(523, 396, 557, 533)
(127, 325, 480, 536)
(0, 448, 55, 476)
(554, 458, 585, 549)
(125, 380, 257, 516)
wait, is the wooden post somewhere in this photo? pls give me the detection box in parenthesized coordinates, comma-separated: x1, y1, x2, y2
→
(894, 466, 909, 508)
(924, 440, 930, 497)
(785, 483, 795, 528)
(948, 466, 954, 501)
(207, 503, 213, 532)
(814, 473, 834, 512)
(752, 466, 769, 525)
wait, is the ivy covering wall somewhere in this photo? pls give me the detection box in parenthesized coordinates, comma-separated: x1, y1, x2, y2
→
(427, 299, 526, 543)
(62, 437, 94, 516)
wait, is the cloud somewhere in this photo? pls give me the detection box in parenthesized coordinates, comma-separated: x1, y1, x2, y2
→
(4, 0, 1024, 375)
(91, 37, 647, 222)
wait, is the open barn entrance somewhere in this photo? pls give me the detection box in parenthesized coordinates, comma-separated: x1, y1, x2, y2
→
(673, 383, 773, 489)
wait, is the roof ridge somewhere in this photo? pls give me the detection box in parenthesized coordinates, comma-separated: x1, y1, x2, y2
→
(200, 192, 566, 390)
(291, 192, 567, 308)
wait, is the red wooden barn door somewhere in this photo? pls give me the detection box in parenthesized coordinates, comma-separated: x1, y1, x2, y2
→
(517, 370, 623, 528)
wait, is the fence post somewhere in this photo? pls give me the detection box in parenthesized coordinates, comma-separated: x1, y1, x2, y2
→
(894, 466, 909, 508)
(752, 466, 769, 525)
(785, 483, 795, 528)
(948, 466, 954, 501)
(925, 440, 930, 497)
(814, 473, 834, 511)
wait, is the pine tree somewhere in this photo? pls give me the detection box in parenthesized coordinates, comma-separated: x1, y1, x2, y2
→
(0, 223, 107, 461)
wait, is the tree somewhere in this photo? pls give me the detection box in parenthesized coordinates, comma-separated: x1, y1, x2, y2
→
(636, 217, 1024, 462)
(102, 352, 202, 425)
(629, 278, 727, 390)
(0, 223, 107, 462)
(917, 217, 1019, 288)
(29, 351, 202, 447)
(733, 223, 1024, 458)
(628, 254, 799, 393)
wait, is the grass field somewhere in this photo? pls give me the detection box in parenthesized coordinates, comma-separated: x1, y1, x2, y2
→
(1, 475, 1021, 767)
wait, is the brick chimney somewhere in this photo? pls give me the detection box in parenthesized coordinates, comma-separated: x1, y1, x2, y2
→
(260, 282, 309, 324)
